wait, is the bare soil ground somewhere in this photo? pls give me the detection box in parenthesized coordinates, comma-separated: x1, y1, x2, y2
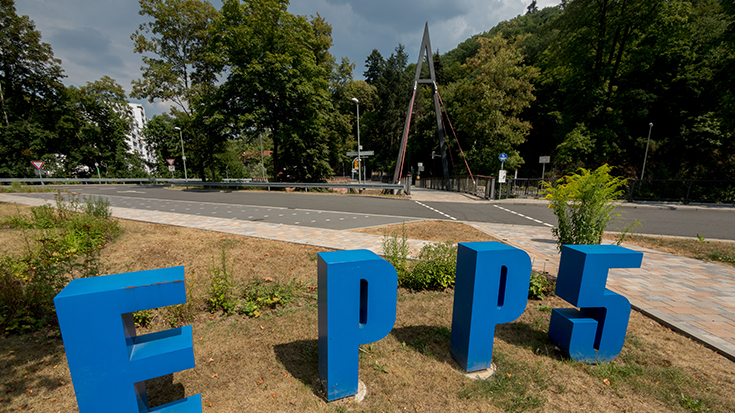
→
(2, 203, 735, 412)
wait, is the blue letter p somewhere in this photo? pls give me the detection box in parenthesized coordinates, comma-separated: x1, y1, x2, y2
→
(318, 250, 397, 401)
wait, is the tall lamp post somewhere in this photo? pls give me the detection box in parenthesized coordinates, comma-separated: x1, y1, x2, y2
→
(351, 97, 361, 184)
(174, 127, 188, 183)
(640, 123, 653, 180)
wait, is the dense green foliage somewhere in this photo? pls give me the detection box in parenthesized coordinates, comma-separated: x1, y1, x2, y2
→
(543, 164, 627, 248)
(0, 193, 119, 334)
(2, 0, 733, 182)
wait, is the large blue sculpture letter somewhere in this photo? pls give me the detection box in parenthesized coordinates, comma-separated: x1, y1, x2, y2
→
(450, 242, 532, 372)
(318, 250, 397, 401)
(549, 245, 643, 363)
(54, 267, 201, 412)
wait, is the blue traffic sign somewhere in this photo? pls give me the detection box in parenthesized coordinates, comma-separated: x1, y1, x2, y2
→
(499, 153, 508, 162)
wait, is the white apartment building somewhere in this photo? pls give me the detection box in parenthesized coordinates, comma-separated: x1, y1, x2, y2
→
(127, 103, 156, 173)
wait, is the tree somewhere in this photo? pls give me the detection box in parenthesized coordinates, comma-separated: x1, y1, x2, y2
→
(0, 0, 64, 177)
(56, 77, 139, 177)
(131, 0, 222, 180)
(0, 0, 64, 126)
(211, 0, 335, 182)
(448, 35, 539, 175)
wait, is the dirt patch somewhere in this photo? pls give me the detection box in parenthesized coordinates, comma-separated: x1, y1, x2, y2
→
(605, 233, 735, 269)
(2, 204, 735, 412)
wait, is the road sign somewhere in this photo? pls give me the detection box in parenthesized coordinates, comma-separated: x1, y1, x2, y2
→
(539, 156, 550, 164)
(498, 170, 507, 183)
(168, 165, 175, 172)
(31, 161, 44, 170)
(499, 153, 508, 162)
(166, 159, 175, 166)
(346, 151, 374, 157)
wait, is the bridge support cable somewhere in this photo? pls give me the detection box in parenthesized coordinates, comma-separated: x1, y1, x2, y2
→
(437, 91, 475, 184)
(392, 23, 450, 184)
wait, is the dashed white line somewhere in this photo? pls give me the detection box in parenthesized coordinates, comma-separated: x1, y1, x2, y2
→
(493, 205, 554, 227)
(414, 201, 457, 221)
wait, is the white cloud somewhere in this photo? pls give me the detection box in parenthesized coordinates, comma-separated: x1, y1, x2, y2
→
(14, 0, 562, 117)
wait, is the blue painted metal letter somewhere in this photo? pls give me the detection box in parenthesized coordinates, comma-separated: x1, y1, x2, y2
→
(54, 267, 201, 412)
(450, 242, 532, 372)
(549, 245, 643, 363)
(318, 250, 397, 401)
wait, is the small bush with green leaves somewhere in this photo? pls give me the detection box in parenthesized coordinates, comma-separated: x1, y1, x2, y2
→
(399, 242, 457, 291)
(528, 272, 555, 300)
(0, 193, 119, 334)
(543, 164, 626, 249)
(238, 278, 297, 317)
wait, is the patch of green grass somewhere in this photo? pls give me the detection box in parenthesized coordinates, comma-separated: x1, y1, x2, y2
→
(460, 352, 549, 412)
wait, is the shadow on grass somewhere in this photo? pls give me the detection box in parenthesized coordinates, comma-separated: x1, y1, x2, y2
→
(273, 339, 324, 399)
(496, 321, 565, 360)
(0, 334, 67, 407)
(146, 373, 186, 409)
(390, 325, 455, 365)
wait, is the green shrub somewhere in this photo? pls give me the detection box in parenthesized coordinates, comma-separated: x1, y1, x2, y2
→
(0, 193, 119, 334)
(399, 242, 457, 291)
(528, 272, 555, 300)
(382, 223, 410, 278)
(206, 248, 238, 315)
(543, 164, 626, 249)
(238, 278, 297, 317)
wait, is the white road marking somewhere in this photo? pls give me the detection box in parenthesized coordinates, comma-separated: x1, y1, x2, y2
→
(493, 205, 554, 227)
(414, 201, 457, 221)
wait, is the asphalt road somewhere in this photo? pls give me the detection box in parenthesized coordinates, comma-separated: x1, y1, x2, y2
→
(15, 185, 735, 240)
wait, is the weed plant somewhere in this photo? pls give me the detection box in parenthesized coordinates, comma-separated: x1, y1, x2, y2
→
(382, 222, 410, 278)
(400, 242, 457, 291)
(528, 272, 555, 300)
(0, 192, 119, 334)
(206, 247, 238, 315)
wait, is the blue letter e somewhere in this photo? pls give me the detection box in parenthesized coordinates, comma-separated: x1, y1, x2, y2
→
(318, 250, 397, 401)
(54, 267, 201, 412)
(549, 245, 643, 363)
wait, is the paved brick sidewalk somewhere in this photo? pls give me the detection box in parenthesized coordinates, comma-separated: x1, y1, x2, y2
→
(3, 192, 735, 361)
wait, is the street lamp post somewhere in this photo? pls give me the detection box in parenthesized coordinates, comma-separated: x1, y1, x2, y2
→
(351, 97, 361, 184)
(174, 127, 188, 183)
(640, 123, 653, 180)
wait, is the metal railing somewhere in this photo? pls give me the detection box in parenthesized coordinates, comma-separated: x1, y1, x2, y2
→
(627, 179, 735, 205)
(0, 177, 409, 194)
(416, 175, 547, 200)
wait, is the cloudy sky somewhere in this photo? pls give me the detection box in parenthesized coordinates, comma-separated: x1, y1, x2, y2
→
(15, 0, 559, 117)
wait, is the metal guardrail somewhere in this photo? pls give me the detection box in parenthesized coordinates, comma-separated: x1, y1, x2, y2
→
(0, 177, 410, 194)
(627, 179, 735, 205)
(416, 176, 547, 200)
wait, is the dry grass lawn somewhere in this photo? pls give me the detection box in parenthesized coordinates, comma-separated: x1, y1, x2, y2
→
(2, 202, 735, 412)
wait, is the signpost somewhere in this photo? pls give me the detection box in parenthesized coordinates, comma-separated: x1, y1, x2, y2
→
(166, 159, 175, 179)
(346, 151, 373, 183)
(539, 156, 550, 180)
(31, 161, 44, 185)
(498, 153, 507, 199)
